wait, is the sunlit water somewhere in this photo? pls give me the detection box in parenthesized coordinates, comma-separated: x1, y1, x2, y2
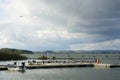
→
(0, 53, 120, 80)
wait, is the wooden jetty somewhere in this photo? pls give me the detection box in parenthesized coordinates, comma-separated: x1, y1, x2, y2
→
(26, 63, 93, 69)
(0, 65, 7, 70)
(0, 63, 120, 71)
(93, 63, 120, 68)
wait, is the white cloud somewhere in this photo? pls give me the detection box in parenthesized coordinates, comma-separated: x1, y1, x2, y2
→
(70, 39, 120, 50)
(0, 0, 120, 50)
(35, 30, 83, 39)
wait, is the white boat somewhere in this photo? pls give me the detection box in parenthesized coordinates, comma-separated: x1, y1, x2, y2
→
(7, 65, 20, 71)
(7, 62, 26, 71)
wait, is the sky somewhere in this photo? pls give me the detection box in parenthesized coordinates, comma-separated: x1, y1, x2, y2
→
(0, 0, 120, 51)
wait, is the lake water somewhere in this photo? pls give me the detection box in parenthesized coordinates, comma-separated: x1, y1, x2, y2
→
(0, 53, 120, 80)
(0, 68, 120, 80)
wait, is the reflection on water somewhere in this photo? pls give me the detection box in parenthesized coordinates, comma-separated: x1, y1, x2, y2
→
(0, 68, 120, 80)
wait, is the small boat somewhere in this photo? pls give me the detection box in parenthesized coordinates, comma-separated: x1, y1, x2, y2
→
(7, 64, 20, 71)
(7, 62, 26, 72)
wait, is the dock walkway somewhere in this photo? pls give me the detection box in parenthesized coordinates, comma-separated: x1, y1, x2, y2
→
(0, 63, 120, 71)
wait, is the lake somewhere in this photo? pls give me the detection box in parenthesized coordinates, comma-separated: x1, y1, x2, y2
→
(0, 67, 120, 80)
(0, 53, 120, 80)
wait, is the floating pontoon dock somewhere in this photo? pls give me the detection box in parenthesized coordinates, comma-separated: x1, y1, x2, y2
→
(0, 63, 120, 71)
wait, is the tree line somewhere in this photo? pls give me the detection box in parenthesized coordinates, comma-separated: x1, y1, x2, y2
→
(0, 48, 29, 61)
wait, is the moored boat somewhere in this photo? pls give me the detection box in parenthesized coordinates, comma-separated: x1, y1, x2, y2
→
(7, 64, 20, 71)
(7, 62, 26, 72)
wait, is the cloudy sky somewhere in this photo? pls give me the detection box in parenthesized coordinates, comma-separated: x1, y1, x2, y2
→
(0, 0, 120, 51)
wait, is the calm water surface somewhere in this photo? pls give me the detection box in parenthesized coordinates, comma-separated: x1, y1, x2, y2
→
(0, 68, 120, 80)
(0, 54, 120, 80)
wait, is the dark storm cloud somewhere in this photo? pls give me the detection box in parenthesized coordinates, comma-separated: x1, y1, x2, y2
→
(27, 0, 120, 38)
(41, 0, 120, 41)
(42, 0, 120, 18)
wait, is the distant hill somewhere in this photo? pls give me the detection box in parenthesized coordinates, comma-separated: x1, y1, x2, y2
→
(0, 48, 33, 54)
(0, 48, 28, 61)
(76, 50, 120, 54)
(34, 50, 120, 54)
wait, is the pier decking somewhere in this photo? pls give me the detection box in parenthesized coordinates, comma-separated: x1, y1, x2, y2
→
(26, 63, 94, 69)
(0, 63, 120, 71)
(0, 65, 7, 70)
